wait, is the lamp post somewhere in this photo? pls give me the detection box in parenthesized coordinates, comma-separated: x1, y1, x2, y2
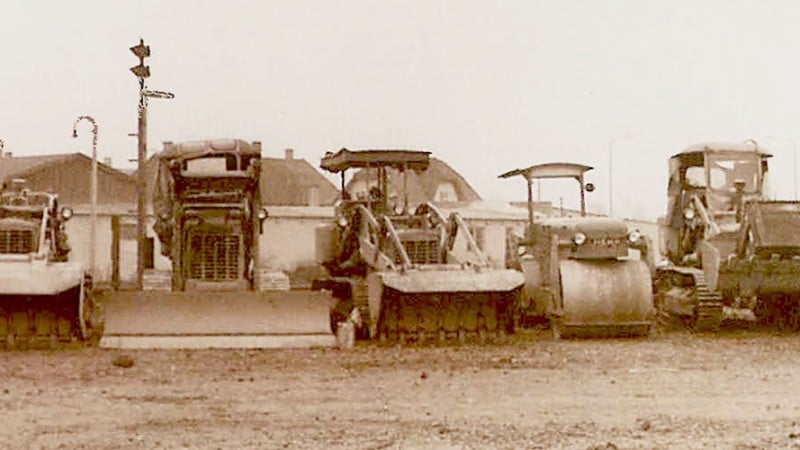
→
(72, 116, 98, 277)
(764, 136, 797, 201)
(130, 38, 174, 289)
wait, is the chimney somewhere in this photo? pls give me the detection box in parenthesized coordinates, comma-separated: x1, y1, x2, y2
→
(284, 148, 294, 160)
(103, 157, 112, 167)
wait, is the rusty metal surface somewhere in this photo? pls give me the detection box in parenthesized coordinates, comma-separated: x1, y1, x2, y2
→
(100, 290, 335, 349)
(558, 259, 654, 329)
(744, 201, 800, 251)
(719, 258, 800, 295)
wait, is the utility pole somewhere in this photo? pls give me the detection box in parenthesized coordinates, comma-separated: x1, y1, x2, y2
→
(131, 38, 150, 290)
(130, 38, 173, 289)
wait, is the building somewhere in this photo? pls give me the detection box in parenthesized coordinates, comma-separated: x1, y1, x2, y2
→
(346, 157, 481, 206)
(259, 148, 339, 206)
(0, 152, 135, 206)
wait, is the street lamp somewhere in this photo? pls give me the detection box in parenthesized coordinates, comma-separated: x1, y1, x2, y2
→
(763, 136, 797, 201)
(130, 37, 173, 289)
(72, 116, 99, 277)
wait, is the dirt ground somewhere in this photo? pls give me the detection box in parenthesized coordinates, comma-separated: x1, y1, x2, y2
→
(2, 328, 800, 450)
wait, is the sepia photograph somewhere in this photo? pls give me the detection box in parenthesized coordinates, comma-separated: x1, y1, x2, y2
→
(1, 1, 800, 448)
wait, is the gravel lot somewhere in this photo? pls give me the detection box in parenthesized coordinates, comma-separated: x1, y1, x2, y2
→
(2, 327, 800, 449)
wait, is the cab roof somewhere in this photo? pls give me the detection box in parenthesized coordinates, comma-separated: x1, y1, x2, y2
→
(320, 148, 431, 173)
(670, 142, 772, 160)
(498, 162, 593, 180)
(159, 139, 262, 161)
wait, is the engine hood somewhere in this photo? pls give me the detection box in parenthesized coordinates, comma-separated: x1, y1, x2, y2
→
(536, 217, 629, 240)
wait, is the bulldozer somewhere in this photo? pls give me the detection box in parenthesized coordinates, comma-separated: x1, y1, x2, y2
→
(0, 179, 100, 349)
(499, 162, 655, 338)
(656, 141, 800, 331)
(312, 148, 525, 344)
(100, 139, 335, 349)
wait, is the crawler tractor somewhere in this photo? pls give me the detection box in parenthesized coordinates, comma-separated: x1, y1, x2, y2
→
(657, 141, 800, 330)
(101, 139, 334, 349)
(500, 162, 655, 338)
(0, 180, 100, 348)
(313, 149, 524, 344)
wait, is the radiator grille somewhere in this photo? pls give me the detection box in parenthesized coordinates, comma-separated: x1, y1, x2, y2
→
(188, 232, 242, 281)
(402, 238, 440, 264)
(0, 228, 35, 254)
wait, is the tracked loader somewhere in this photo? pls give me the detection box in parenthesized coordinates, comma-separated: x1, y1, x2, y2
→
(500, 162, 655, 338)
(312, 148, 524, 344)
(0, 180, 100, 349)
(100, 139, 334, 349)
(656, 141, 800, 331)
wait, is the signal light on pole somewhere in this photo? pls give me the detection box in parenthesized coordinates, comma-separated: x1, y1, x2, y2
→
(130, 38, 151, 79)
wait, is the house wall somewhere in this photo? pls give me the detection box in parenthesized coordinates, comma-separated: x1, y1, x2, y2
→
(259, 209, 333, 272)
(65, 212, 171, 287)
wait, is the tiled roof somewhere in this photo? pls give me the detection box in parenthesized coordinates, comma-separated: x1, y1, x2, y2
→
(347, 157, 482, 204)
(0, 153, 126, 185)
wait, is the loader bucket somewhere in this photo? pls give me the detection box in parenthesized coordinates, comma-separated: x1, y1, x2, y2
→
(366, 267, 525, 342)
(100, 290, 336, 349)
(555, 259, 654, 338)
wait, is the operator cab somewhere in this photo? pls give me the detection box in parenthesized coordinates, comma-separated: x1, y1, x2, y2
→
(668, 142, 770, 228)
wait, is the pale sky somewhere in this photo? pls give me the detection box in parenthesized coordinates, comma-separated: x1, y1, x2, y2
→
(2, 0, 800, 220)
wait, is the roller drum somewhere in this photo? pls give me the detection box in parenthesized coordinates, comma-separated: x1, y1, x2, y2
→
(557, 259, 654, 336)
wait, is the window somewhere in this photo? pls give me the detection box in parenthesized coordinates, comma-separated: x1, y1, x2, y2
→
(183, 156, 237, 173)
(435, 182, 458, 202)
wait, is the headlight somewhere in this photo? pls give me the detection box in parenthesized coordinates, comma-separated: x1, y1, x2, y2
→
(60, 207, 73, 220)
(572, 232, 587, 246)
(257, 207, 269, 220)
(683, 208, 695, 220)
(337, 216, 349, 228)
(627, 230, 642, 245)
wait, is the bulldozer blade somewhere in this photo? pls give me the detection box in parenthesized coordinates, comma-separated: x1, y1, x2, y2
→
(556, 259, 654, 337)
(100, 290, 336, 349)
